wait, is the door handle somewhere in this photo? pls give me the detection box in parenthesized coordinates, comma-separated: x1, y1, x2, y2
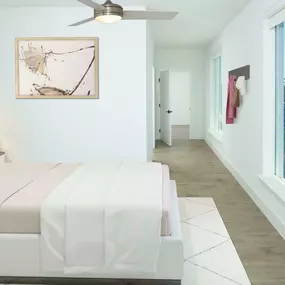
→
(166, 110, 173, 114)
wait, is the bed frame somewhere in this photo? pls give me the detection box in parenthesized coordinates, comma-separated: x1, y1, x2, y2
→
(0, 181, 183, 284)
(0, 277, 181, 285)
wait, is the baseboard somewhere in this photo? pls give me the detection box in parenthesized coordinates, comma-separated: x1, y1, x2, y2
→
(206, 139, 285, 240)
(189, 136, 204, 140)
(172, 125, 189, 128)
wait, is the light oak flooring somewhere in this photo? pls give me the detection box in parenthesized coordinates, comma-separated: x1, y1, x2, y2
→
(154, 140, 285, 285)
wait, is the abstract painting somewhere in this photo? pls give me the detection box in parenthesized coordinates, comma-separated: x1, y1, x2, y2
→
(15, 37, 99, 99)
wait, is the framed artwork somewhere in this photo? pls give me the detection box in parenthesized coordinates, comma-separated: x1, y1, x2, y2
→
(15, 37, 99, 99)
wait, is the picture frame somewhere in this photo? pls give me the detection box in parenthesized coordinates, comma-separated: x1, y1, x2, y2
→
(15, 37, 99, 99)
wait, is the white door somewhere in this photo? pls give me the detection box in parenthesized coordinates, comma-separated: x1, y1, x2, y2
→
(170, 71, 191, 127)
(160, 70, 172, 146)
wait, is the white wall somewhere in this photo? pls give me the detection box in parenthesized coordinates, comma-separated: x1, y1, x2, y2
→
(155, 49, 206, 140)
(0, 7, 149, 163)
(146, 23, 154, 161)
(206, 0, 285, 238)
(264, 0, 280, 10)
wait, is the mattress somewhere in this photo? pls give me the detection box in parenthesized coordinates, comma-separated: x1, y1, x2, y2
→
(0, 163, 172, 236)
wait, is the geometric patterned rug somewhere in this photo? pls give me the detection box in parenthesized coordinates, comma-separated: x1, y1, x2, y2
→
(180, 198, 251, 285)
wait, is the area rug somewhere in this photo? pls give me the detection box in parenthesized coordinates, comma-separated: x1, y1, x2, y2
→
(180, 198, 251, 285)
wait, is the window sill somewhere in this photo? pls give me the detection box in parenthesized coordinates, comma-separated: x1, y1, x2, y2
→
(259, 175, 285, 204)
(208, 129, 223, 142)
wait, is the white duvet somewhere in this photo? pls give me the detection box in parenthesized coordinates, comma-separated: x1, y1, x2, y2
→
(40, 163, 163, 277)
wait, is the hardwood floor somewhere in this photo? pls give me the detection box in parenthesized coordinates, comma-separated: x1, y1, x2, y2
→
(154, 140, 285, 285)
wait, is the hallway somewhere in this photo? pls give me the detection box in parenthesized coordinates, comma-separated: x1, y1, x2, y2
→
(154, 140, 285, 285)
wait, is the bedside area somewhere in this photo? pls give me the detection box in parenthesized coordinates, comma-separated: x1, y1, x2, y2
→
(0, 152, 5, 163)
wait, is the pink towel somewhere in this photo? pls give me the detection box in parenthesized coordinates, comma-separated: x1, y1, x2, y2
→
(226, 75, 237, 124)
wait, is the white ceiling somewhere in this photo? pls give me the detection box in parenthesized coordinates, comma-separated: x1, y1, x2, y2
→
(0, 0, 251, 48)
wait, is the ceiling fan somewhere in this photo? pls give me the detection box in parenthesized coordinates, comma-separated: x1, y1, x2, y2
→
(69, 0, 179, 26)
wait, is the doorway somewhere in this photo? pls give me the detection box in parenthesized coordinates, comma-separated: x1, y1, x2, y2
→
(155, 70, 191, 147)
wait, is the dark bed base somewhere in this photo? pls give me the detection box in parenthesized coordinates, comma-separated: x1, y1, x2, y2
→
(0, 277, 181, 285)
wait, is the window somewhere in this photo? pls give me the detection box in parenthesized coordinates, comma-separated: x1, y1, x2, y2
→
(210, 55, 223, 135)
(275, 23, 285, 178)
(260, 6, 285, 197)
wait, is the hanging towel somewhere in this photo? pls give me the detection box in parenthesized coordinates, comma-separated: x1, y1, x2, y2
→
(236, 76, 246, 96)
(231, 83, 240, 108)
(226, 75, 237, 124)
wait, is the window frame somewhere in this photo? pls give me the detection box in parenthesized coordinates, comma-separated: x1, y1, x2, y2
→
(275, 22, 285, 178)
(260, 5, 285, 201)
(262, 19, 276, 177)
(210, 53, 223, 140)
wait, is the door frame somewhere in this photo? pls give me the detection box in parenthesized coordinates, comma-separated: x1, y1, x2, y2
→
(155, 69, 167, 141)
(160, 70, 172, 146)
(155, 69, 192, 145)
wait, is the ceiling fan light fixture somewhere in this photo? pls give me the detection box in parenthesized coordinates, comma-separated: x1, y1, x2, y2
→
(70, 0, 179, 27)
(95, 0, 123, 23)
(95, 14, 122, 23)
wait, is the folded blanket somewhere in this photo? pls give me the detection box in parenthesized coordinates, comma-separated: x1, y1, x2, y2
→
(41, 162, 163, 277)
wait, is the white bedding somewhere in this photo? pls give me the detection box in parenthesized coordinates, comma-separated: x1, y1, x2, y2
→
(40, 163, 163, 277)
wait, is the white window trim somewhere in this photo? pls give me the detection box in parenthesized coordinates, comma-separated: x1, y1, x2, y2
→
(259, 175, 285, 204)
(208, 128, 223, 142)
(261, 8, 285, 203)
(209, 53, 223, 141)
(275, 23, 285, 178)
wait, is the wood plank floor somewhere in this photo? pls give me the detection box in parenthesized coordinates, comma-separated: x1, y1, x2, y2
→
(154, 140, 285, 285)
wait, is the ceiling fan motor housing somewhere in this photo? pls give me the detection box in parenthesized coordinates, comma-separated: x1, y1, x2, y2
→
(94, 0, 124, 18)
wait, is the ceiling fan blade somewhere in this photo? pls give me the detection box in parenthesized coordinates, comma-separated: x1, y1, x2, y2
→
(77, 0, 104, 10)
(123, 11, 178, 20)
(69, 17, 95, 27)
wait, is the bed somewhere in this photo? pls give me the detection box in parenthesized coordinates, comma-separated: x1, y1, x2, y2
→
(0, 163, 184, 284)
